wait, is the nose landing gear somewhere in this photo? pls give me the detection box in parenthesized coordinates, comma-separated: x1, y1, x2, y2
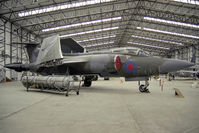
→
(138, 80, 150, 93)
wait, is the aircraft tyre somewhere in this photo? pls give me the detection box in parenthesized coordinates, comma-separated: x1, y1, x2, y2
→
(196, 72, 199, 78)
(139, 84, 148, 93)
(76, 91, 79, 95)
(83, 80, 92, 87)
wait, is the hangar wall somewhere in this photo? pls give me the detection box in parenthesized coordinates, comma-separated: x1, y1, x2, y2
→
(0, 18, 39, 80)
(172, 45, 199, 64)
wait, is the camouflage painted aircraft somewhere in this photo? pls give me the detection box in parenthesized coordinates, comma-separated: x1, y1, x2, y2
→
(5, 35, 194, 92)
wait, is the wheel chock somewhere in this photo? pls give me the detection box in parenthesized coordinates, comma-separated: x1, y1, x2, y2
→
(173, 88, 184, 98)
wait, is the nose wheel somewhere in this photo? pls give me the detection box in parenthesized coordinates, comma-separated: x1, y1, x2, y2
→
(138, 80, 150, 93)
(139, 85, 147, 92)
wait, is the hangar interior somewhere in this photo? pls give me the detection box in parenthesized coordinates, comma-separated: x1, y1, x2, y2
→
(0, 0, 199, 133)
(0, 0, 199, 80)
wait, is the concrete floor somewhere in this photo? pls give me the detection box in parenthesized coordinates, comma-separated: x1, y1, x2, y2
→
(0, 78, 199, 133)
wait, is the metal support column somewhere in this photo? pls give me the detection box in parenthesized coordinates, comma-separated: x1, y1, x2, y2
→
(10, 23, 12, 64)
(20, 28, 23, 63)
(3, 22, 6, 66)
(10, 23, 13, 78)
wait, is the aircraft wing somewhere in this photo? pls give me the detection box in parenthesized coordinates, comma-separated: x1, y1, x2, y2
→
(62, 58, 88, 64)
(179, 70, 199, 73)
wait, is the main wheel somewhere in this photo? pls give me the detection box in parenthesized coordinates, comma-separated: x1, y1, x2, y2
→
(76, 91, 79, 95)
(65, 92, 68, 96)
(139, 85, 147, 92)
(83, 80, 92, 87)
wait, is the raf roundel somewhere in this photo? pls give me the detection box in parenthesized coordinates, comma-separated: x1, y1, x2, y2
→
(124, 61, 137, 73)
(33, 50, 39, 57)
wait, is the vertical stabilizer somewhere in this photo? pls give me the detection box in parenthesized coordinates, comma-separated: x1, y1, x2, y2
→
(36, 35, 63, 64)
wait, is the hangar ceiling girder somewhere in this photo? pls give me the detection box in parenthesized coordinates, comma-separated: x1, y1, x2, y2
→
(110, 27, 197, 52)
(10, 6, 199, 34)
(131, 30, 198, 46)
(130, 18, 198, 36)
(0, 0, 199, 55)
(2, 0, 198, 28)
(0, 0, 77, 15)
(147, 0, 199, 17)
(114, 1, 199, 47)
(87, 42, 168, 56)
(11, 2, 134, 33)
(139, 8, 199, 25)
(129, 37, 181, 48)
(9, 0, 130, 22)
(18, 7, 199, 37)
(117, 28, 196, 47)
(73, 30, 119, 41)
(40, 21, 121, 37)
(126, 44, 167, 54)
(37, 18, 196, 53)
(1, 0, 198, 20)
(24, 9, 128, 31)
(114, 17, 199, 46)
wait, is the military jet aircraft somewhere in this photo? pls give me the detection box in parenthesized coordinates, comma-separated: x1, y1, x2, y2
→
(5, 35, 194, 92)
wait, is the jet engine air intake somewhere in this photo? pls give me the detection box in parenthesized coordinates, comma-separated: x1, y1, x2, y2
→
(114, 55, 121, 71)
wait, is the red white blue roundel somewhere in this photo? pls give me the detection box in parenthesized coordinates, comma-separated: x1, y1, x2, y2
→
(33, 50, 39, 58)
(124, 61, 137, 73)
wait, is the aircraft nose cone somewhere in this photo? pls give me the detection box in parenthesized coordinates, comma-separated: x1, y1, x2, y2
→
(159, 59, 194, 73)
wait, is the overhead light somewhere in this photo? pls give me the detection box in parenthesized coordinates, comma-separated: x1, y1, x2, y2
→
(137, 27, 199, 39)
(172, 0, 199, 5)
(77, 35, 116, 42)
(42, 17, 121, 32)
(85, 41, 114, 47)
(128, 41, 170, 50)
(60, 27, 119, 38)
(131, 35, 183, 46)
(144, 17, 199, 29)
(19, 0, 115, 17)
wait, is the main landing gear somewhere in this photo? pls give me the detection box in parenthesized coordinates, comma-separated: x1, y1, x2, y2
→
(83, 80, 92, 87)
(82, 75, 95, 87)
(138, 80, 150, 93)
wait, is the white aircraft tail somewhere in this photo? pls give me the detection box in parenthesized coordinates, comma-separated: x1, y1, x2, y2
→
(36, 35, 63, 65)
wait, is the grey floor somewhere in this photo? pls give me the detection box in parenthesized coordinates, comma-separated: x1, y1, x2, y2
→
(0, 78, 199, 133)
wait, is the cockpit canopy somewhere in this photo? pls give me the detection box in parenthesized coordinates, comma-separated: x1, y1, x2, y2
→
(111, 47, 150, 56)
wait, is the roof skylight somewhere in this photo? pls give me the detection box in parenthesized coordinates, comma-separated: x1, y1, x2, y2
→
(137, 27, 199, 39)
(172, 0, 199, 5)
(77, 35, 116, 42)
(60, 27, 119, 38)
(131, 35, 183, 46)
(42, 17, 121, 32)
(144, 17, 199, 29)
(18, 0, 115, 17)
(127, 41, 170, 50)
(85, 41, 114, 47)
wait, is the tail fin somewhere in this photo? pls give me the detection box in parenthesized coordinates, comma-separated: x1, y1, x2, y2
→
(25, 44, 39, 63)
(190, 54, 196, 63)
(11, 42, 39, 63)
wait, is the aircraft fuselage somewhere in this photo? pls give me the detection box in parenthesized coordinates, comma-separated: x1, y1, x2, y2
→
(35, 53, 164, 77)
